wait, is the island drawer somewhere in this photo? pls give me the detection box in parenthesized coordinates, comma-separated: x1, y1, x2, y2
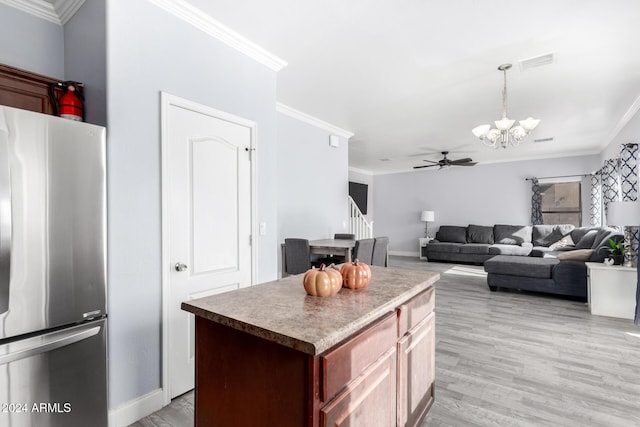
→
(397, 287, 434, 337)
(320, 312, 397, 402)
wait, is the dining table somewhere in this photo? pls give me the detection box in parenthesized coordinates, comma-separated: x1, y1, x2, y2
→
(280, 238, 356, 274)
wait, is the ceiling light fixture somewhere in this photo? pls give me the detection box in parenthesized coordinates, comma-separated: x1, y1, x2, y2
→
(472, 63, 540, 148)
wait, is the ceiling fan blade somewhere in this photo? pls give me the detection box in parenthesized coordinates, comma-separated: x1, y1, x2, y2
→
(456, 162, 477, 166)
(449, 158, 473, 164)
(421, 159, 440, 164)
(413, 164, 440, 169)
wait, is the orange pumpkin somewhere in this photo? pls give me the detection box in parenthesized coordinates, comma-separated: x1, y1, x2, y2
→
(325, 264, 343, 295)
(303, 264, 343, 297)
(340, 259, 372, 290)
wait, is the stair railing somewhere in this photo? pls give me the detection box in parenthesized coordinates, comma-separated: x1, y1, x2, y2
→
(348, 196, 373, 239)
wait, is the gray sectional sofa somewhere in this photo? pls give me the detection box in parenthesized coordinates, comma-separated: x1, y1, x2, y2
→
(424, 224, 624, 299)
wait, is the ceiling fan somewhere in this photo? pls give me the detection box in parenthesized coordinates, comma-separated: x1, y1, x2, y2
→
(413, 151, 477, 169)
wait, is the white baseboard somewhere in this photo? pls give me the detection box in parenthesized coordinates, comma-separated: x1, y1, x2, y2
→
(108, 388, 165, 427)
(389, 250, 418, 257)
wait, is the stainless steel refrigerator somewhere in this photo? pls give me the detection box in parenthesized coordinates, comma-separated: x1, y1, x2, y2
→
(0, 105, 107, 427)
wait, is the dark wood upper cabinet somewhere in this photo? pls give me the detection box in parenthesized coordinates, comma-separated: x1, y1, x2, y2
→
(0, 63, 61, 115)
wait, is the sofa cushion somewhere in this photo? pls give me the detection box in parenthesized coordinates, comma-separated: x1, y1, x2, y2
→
(570, 227, 596, 244)
(435, 226, 467, 244)
(557, 249, 594, 261)
(484, 255, 558, 279)
(493, 225, 532, 245)
(459, 243, 491, 255)
(532, 224, 575, 247)
(590, 228, 616, 249)
(467, 225, 494, 244)
(589, 229, 624, 262)
(549, 234, 575, 250)
(488, 243, 533, 256)
(575, 230, 598, 249)
(426, 242, 463, 254)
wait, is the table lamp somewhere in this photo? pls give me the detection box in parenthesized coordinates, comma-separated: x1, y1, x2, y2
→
(420, 210, 435, 238)
(607, 201, 640, 267)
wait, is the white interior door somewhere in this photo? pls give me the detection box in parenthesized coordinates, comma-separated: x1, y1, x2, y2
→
(164, 97, 254, 399)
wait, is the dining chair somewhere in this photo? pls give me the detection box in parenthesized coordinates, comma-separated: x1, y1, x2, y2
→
(284, 238, 312, 275)
(353, 238, 375, 264)
(372, 236, 389, 267)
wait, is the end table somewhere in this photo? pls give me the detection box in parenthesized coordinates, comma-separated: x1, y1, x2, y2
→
(419, 237, 433, 261)
(586, 262, 637, 319)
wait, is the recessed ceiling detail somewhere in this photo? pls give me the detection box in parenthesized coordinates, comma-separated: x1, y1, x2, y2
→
(519, 52, 557, 71)
(0, 0, 86, 25)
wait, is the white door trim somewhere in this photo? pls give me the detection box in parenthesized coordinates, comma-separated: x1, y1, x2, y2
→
(160, 92, 257, 405)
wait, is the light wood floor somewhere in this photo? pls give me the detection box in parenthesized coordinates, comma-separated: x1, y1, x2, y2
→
(131, 257, 640, 427)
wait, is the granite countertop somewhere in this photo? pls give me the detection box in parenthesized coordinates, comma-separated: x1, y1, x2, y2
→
(182, 266, 439, 355)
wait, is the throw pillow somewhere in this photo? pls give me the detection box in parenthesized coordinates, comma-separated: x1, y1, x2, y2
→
(556, 249, 594, 261)
(549, 234, 575, 250)
(467, 224, 494, 244)
(435, 226, 467, 244)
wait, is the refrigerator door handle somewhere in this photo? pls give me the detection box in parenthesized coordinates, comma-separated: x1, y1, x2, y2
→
(0, 119, 10, 315)
(0, 324, 101, 366)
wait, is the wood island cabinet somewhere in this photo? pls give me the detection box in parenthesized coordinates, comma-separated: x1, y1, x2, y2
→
(183, 266, 439, 427)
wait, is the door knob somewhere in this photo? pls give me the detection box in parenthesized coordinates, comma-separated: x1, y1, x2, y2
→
(175, 262, 188, 272)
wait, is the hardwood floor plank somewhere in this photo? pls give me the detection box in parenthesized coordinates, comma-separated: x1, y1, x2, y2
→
(130, 257, 640, 427)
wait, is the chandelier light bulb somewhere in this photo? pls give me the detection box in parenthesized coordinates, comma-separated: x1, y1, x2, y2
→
(472, 64, 540, 148)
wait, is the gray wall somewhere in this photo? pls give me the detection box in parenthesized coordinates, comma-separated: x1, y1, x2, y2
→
(64, 0, 107, 126)
(107, 0, 278, 407)
(0, 3, 64, 79)
(277, 112, 349, 274)
(373, 155, 601, 254)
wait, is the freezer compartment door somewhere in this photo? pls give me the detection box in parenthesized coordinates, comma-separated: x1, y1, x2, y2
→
(0, 319, 107, 427)
(0, 106, 106, 339)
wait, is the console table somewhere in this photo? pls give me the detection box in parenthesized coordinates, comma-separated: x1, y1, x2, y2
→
(182, 266, 439, 426)
(586, 262, 637, 319)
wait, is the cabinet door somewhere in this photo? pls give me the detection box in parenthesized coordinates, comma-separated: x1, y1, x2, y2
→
(0, 64, 60, 115)
(397, 313, 435, 427)
(320, 347, 396, 427)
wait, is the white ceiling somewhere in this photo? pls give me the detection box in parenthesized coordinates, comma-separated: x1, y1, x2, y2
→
(184, 0, 640, 174)
(15, 0, 640, 173)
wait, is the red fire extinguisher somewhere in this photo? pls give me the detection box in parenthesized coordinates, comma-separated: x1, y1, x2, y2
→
(50, 81, 84, 121)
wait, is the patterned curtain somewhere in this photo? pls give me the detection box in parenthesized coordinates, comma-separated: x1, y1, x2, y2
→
(589, 173, 602, 227)
(619, 143, 639, 251)
(600, 158, 621, 225)
(530, 178, 543, 225)
(619, 143, 640, 327)
(636, 251, 640, 326)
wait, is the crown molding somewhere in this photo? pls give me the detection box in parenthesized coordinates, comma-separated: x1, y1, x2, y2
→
(601, 93, 640, 149)
(148, 0, 287, 72)
(349, 167, 374, 176)
(276, 102, 354, 139)
(0, 0, 85, 25)
(54, 0, 84, 24)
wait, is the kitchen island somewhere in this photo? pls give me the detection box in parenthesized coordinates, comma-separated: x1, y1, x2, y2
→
(182, 265, 439, 427)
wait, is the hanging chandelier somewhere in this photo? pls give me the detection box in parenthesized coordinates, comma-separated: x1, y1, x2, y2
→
(472, 63, 540, 148)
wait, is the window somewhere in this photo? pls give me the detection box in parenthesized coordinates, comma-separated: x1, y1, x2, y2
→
(539, 181, 581, 226)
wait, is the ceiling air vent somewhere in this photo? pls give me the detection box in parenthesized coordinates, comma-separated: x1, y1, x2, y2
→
(534, 137, 554, 143)
(519, 53, 556, 71)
